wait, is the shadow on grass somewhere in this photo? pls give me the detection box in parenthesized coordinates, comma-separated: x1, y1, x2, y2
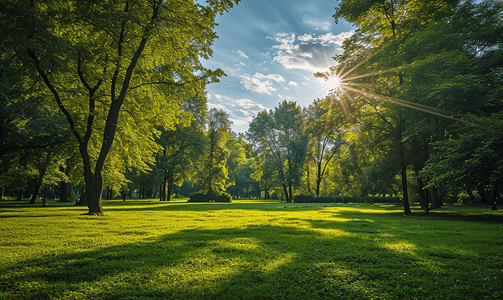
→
(2, 220, 501, 299)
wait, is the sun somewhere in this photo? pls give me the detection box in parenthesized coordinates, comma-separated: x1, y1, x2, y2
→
(325, 75, 342, 92)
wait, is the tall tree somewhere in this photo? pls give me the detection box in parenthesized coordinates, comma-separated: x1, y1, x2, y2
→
(330, 0, 474, 213)
(0, 0, 239, 214)
(247, 100, 307, 202)
(157, 116, 206, 201)
(199, 108, 232, 194)
(304, 98, 347, 196)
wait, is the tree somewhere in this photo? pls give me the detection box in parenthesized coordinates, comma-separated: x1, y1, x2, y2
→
(250, 153, 280, 200)
(156, 115, 206, 201)
(225, 133, 248, 189)
(199, 108, 232, 195)
(247, 100, 308, 202)
(304, 98, 347, 196)
(422, 112, 503, 210)
(0, 0, 239, 214)
(330, 0, 503, 212)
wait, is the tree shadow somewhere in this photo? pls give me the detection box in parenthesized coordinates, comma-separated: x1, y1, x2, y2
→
(2, 220, 500, 299)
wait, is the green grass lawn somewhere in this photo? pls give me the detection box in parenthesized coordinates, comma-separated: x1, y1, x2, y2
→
(1, 199, 502, 299)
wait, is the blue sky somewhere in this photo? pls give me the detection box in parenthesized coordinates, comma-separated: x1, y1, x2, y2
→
(201, 0, 354, 133)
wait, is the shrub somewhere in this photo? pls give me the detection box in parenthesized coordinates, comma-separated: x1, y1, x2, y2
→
(188, 191, 232, 203)
(293, 194, 401, 204)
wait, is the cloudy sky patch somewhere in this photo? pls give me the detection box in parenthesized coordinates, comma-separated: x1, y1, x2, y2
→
(202, 0, 354, 133)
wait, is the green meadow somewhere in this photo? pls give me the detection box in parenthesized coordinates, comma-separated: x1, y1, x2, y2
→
(1, 199, 503, 299)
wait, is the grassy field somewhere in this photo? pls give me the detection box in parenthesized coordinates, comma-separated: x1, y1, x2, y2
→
(1, 199, 502, 299)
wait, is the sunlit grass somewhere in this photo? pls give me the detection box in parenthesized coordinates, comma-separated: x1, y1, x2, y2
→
(1, 199, 502, 299)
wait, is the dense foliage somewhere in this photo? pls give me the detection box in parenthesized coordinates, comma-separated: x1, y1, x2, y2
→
(1, 0, 502, 213)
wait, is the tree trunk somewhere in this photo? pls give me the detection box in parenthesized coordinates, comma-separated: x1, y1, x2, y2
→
(306, 166, 312, 195)
(281, 183, 289, 202)
(60, 181, 69, 202)
(159, 184, 165, 201)
(86, 171, 104, 215)
(29, 151, 52, 204)
(288, 183, 293, 203)
(398, 130, 411, 214)
(416, 177, 428, 213)
(316, 162, 322, 197)
(478, 187, 498, 210)
(430, 186, 443, 209)
(59, 166, 70, 202)
(76, 190, 88, 206)
(167, 176, 174, 202)
(29, 183, 41, 205)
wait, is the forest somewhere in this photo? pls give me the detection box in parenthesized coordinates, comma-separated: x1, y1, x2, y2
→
(1, 0, 502, 215)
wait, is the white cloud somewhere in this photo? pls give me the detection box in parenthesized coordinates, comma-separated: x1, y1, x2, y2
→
(206, 94, 267, 130)
(316, 32, 353, 46)
(288, 81, 298, 86)
(237, 49, 249, 59)
(229, 116, 254, 127)
(274, 42, 340, 73)
(240, 75, 276, 95)
(254, 72, 285, 83)
(298, 33, 313, 42)
(240, 73, 285, 95)
(270, 31, 354, 73)
(306, 20, 331, 31)
(272, 32, 296, 51)
(234, 98, 267, 114)
(207, 102, 232, 114)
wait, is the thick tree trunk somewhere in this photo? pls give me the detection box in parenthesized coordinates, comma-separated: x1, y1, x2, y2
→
(282, 183, 289, 202)
(29, 183, 41, 205)
(86, 171, 104, 215)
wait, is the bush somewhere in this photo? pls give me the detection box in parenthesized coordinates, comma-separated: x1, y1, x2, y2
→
(364, 196, 401, 204)
(293, 194, 401, 204)
(188, 191, 232, 203)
